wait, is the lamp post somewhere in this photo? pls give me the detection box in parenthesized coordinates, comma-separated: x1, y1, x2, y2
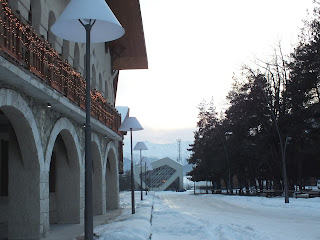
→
(283, 136, 292, 203)
(119, 117, 143, 214)
(51, 1, 124, 239)
(133, 142, 148, 200)
(145, 163, 147, 195)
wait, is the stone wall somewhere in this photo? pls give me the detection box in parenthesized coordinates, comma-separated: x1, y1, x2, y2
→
(0, 1, 123, 238)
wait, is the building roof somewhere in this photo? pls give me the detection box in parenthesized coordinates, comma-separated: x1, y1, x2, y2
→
(151, 157, 183, 170)
(108, 0, 148, 70)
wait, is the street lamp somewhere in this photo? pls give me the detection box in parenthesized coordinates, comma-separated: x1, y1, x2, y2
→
(145, 164, 148, 195)
(283, 136, 292, 203)
(119, 117, 143, 214)
(133, 142, 148, 200)
(144, 158, 153, 195)
(51, 1, 124, 239)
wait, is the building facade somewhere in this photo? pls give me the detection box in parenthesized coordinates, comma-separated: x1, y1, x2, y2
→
(0, 0, 147, 239)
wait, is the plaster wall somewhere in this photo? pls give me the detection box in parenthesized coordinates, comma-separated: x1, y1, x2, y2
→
(105, 142, 119, 210)
(8, 127, 41, 239)
(92, 139, 103, 215)
(54, 135, 80, 223)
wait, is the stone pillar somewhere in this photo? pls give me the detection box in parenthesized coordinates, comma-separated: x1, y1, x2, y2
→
(101, 175, 107, 215)
(40, 171, 49, 238)
(80, 169, 85, 224)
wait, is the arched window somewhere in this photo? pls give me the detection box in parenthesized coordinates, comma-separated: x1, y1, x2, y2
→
(8, 0, 18, 13)
(48, 11, 56, 47)
(28, 4, 32, 24)
(105, 79, 109, 99)
(91, 65, 96, 90)
(30, 0, 41, 33)
(73, 43, 80, 71)
(99, 74, 103, 94)
(62, 40, 69, 60)
(83, 54, 86, 77)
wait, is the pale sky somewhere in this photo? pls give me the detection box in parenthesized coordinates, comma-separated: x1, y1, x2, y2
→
(116, 0, 315, 144)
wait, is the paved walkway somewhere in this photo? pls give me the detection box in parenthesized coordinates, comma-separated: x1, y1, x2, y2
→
(46, 209, 123, 240)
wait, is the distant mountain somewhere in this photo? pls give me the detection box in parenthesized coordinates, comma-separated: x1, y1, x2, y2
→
(122, 140, 193, 166)
(122, 156, 159, 172)
(123, 157, 131, 172)
(123, 157, 195, 176)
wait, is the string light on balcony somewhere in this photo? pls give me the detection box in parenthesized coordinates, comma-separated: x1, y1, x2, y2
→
(0, 0, 121, 132)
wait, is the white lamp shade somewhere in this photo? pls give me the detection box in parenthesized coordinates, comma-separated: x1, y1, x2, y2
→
(134, 142, 148, 151)
(119, 117, 143, 131)
(51, 0, 125, 43)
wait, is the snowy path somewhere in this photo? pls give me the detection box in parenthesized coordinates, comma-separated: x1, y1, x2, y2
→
(151, 192, 320, 240)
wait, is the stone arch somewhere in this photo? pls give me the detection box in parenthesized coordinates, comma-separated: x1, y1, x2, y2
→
(48, 11, 56, 47)
(45, 118, 81, 170)
(105, 141, 119, 210)
(91, 133, 103, 215)
(45, 118, 81, 224)
(0, 89, 44, 239)
(73, 43, 80, 71)
(30, 0, 41, 33)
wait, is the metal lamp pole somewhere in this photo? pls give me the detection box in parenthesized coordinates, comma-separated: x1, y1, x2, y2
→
(119, 117, 144, 214)
(130, 128, 135, 214)
(283, 137, 291, 203)
(145, 162, 147, 195)
(80, 20, 95, 240)
(140, 149, 143, 200)
(133, 142, 148, 200)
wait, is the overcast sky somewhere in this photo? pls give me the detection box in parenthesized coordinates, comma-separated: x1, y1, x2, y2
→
(116, 0, 315, 144)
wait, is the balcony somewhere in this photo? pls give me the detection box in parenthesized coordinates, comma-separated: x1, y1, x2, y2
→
(0, 0, 121, 135)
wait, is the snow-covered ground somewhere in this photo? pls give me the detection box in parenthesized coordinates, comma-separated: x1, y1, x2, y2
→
(95, 191, 320, 240)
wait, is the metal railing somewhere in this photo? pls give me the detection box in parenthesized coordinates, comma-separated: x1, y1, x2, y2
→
(0, 0, 121, 134)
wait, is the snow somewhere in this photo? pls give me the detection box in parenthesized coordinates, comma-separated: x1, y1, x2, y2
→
(95, 191, 320, 240)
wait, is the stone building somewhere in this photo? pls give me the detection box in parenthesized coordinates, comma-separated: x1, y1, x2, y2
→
(135, 158, 184, 192)
(0, 0, 147, 239)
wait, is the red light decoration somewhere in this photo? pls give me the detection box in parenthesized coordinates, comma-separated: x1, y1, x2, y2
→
(0, 0, 121, 134)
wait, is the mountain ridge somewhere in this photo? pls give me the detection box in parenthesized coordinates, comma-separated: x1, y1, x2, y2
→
(122, 139, 193, 166)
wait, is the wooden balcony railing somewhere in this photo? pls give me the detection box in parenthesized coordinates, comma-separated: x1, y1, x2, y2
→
(0, 0, 121, 135)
